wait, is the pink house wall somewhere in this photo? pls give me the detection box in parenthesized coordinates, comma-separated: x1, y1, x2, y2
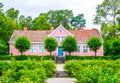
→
(10, 26, 103, 56)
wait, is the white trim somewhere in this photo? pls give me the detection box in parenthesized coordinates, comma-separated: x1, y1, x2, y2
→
(48, 25, 73, 37)
(102, 45, 104, 56)
(9, 30, 16, 44)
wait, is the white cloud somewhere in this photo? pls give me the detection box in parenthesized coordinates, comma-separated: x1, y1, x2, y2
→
(1, 0, 104, 29)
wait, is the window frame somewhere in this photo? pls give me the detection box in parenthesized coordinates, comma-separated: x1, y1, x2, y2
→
(39, 45, 44, 53)
(83, 46, 88, 53)
(31, 46, 36, 53)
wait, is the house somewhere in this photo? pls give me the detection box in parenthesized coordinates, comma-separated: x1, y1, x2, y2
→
(9, 25, 103, 56)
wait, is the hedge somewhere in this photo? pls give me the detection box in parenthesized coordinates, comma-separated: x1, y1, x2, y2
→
(0, 55, 55, 60)
(64, 60, 120, 83)
(0, 59, 56, 83)
(65, 55, 120, 60)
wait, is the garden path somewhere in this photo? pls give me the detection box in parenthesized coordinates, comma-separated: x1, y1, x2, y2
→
(45, 64, 77, 83)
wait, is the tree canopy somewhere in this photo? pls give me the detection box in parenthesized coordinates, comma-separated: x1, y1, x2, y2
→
(32, 14, 50, 30)
(44, 37, 58, 55)
(87, 37, 102, 56)
(71, 14, 86, 29)
(94, 0, 120, 39)
(62, 36, 78, 55)
(14, 36, 31, 55)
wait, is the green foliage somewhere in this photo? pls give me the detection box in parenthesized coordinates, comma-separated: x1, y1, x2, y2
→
(0, 55, 55, 60)
(14, 36, 31, 55)
(47, 10, 73, 29)
(5, 8, 19, 21)
(87, 37, 102, 56)
(0, 60, 56, 83)
(0, 39, 7, 55)
(32, 14, 50, 30)
(94, 0, 120, 39)
(62, 36, 77, 55)
(0, 13, 20, 55)
(65, 55, 120, 60)
(71, 14, 86, 29)
(0, 2, 3, 12)
(18, 15, 33, 29)
(94, 0, 120, 25)
(64, 60, 120, 83)
(44, 37, 57, 55)
(104, 39, 120, 56)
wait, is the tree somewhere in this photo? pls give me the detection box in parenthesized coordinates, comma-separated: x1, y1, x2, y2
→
(32, 14, 50, 30)
(0, 39, 7, 55)
(87, 37, 102, 56)
(14, 36, 31, 55)
(0, 2, 4, 12)
(47, 10, 73, 29)
(19, 15, 33, 29)
(111, 39, 120, 55)
(44, 37, 57, 56)
(5, 8, 19, 21)
(71, 14, 86, 29)
(62, 36, 77, 55)
(94, 0, 120, 38)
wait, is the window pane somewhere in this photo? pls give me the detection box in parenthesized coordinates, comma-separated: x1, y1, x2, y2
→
(39, 46, 44, 53)
(83, 46, 88, 53)
(31, 46, 36, 53)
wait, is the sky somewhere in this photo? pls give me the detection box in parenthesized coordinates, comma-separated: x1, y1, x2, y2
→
(1, 0, 104, 30)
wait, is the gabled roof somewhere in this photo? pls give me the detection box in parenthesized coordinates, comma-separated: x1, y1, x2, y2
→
(9, 28, 103, 43)
(48, 25, 73, 36)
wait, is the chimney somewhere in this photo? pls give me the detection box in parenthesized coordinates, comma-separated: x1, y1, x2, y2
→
(50, 26, 54, 30)
(23, 26, 27, 31)
(80, 26, 85, 30)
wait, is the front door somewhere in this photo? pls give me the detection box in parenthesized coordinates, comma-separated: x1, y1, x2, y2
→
(58, 47, 63, 56)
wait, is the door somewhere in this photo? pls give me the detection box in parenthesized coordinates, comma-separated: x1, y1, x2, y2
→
(58, 47, 63, 56)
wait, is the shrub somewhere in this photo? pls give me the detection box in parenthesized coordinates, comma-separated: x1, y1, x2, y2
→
(0, 55, 55, 60)
(64, 60, 120, 83)
(65, 55, 120, 60)
(0, 59, 56, 83)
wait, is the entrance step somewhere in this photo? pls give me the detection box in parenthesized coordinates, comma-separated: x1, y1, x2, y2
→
(54, 71, 68, 77)
(55, 56, 65, 64)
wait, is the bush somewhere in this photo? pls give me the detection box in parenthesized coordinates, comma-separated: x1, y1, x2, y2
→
(0, 59, 56, 83)
(65, 55, 120, 60)
(0, 55, 55, 60)
(64, 60, 120, 83)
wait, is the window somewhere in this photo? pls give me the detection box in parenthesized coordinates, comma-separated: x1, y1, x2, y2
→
(60, 30, 62, 32)
(83, 46, 88, 53)
(31, 46, 36, 53)
(61, 36, 65, 41)
(55, 36, 60, 41)
(39, 46, 44, 53)
(77, 46, 80, 52)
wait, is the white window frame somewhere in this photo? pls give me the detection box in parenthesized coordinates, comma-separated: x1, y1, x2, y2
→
(55, 36, 60, 41)
(39, 45, 44, 53)
(31, 46, 36, 53)
(83, 46, 88, 53)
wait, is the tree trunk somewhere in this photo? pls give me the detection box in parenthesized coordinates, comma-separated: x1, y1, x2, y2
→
(21, 51, 23, 56)
(95, 51, 97, 56)
(69, 52, 71, 56)
(50, 52, 52, 56)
